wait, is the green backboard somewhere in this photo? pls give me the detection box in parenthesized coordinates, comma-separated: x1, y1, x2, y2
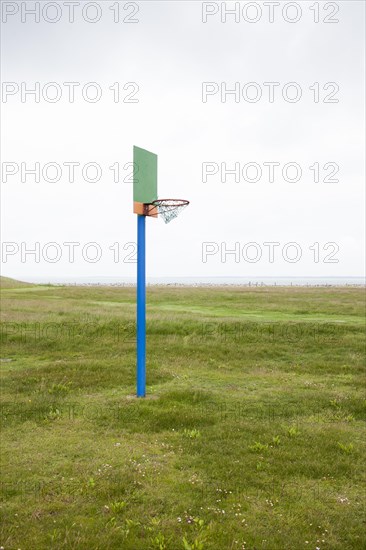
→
(133, 146, 158, 205)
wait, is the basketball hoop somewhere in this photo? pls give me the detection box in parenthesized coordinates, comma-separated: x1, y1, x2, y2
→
(133, 146, 190, 397)
(149, 199, 189, 224)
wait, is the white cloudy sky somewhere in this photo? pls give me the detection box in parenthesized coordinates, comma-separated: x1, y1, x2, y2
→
(1, 1, 365, 281)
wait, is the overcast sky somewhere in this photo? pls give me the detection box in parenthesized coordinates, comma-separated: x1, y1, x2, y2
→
(1, 1, 365, 281)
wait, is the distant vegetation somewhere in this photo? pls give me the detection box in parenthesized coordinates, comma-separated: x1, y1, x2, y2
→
(0, 276, 35, 289)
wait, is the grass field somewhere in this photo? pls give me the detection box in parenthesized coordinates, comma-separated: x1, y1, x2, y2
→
(0, 278, 365, 549)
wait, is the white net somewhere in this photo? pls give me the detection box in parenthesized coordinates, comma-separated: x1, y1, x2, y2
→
(153, 200, 189, 224)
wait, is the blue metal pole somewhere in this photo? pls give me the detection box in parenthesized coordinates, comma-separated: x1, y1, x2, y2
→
(136, 214, 146, 397)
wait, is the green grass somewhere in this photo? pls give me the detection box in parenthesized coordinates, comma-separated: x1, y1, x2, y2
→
(0, 278, 365, 549)
(0, 276, 36, 289)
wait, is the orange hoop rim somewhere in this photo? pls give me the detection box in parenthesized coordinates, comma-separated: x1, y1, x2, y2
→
(150, 199, 190, 209)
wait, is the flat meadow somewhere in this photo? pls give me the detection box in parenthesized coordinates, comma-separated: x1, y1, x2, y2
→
(0, 277, 365, 549)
